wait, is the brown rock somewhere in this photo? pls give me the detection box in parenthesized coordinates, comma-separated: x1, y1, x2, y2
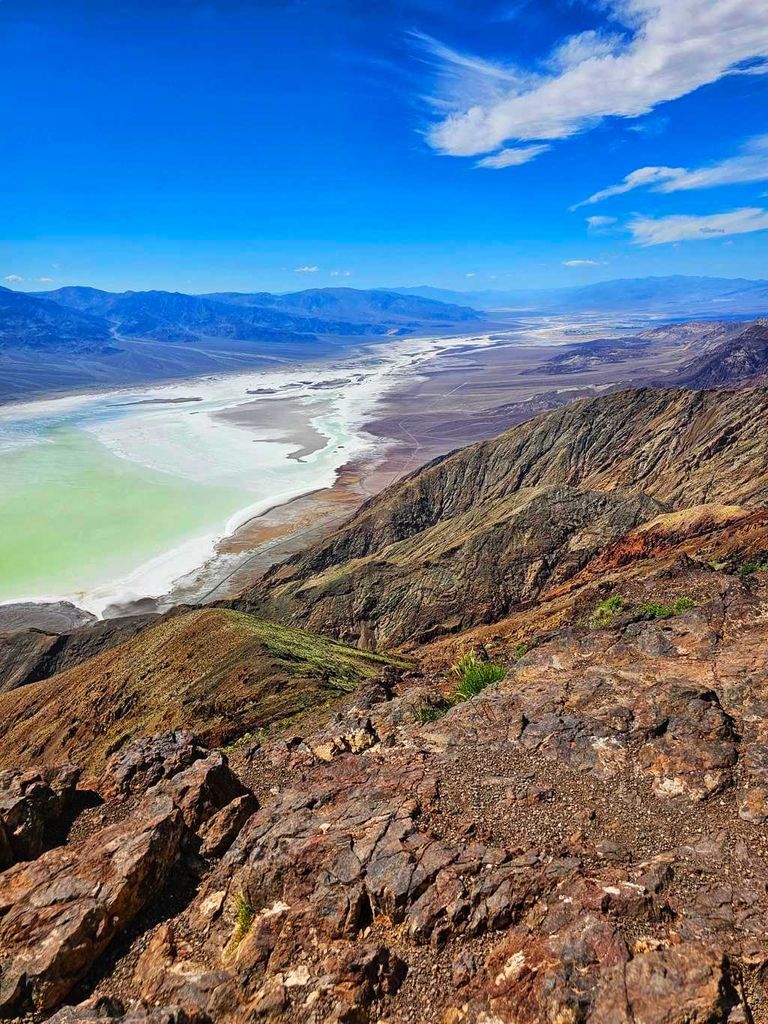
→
(49, 995, 194, 1022)
(0, 763, 81, 869)
(0, 789, 184, 1015)
(100, 729, 208, 800)
(198, 793, 258, 859)
(0, 744, 249, 1016)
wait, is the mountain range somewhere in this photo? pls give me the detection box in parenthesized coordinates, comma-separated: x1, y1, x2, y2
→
(3, 384, 768, 1020)
(396, 274, 768, 315)
(0, 285, 480, 401)
(25, 285, 480, 346)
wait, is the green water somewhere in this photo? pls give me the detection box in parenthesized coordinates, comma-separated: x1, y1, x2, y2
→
(0, 429, 250, 601)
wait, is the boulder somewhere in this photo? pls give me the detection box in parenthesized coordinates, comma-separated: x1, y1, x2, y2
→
(0, 764, 80, 870)
(100, 730, 208, 800)
(0, 789, 184, 1015)
(0, 743, 251, 1015)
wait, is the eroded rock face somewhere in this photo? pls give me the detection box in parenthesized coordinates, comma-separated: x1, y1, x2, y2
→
(0, 743, 252, 1017)
(243, 485, 664, 649)
(98, 581, 766, 1023)
(0, 788, 184, 1015)
(100, 729, 209, 801)
(0, 763, 80, 869)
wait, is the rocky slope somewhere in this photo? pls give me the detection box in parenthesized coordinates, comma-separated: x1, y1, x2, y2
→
(4, 385, 768, 1022)
(237, 386, 768, 648)
(672, 318, 768, 389)
(0, 609, 409, 777)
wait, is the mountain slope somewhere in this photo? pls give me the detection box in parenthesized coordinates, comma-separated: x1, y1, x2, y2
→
(0, 608, 410, 774)
(208, 286, 479, 324)
(0, 286, 114, 352)
(671, 317, 768, 388)
(238, 386, 768, 648)
(36, 286, 479, 342)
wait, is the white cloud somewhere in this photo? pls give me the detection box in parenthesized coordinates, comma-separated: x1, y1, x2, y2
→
(418, 1, 768, 163)
(586, 215, 618, 230)
(563, 259, 605, 267)
(329, 270, 351, 277)
(476, 143, 549, 168)
(575, 166, 683, 207)
(37, 277, 53, 283)
(4, 274, 23, 283)
(577, 134, 768, 206)
(294, 265, 319, 273)
(630, 206, 768, 245)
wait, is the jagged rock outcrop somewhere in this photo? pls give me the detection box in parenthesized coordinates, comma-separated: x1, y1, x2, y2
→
(0, 764, 80, 869)
(0, 738, 251, 1017)
(54, 570, 763, 1023)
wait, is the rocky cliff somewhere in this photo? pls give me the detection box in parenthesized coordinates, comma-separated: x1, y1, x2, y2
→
(237, 386, 768, 648)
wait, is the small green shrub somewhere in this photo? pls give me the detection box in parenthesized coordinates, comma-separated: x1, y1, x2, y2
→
(234, 893, 255, 938)
(738, 559, 768, 578)
(451, 651, 506, 702)
(589, 595, 624, 628)
(637, 597, 696, 619)
(416, 702, 450, 724)
(225, 892, 256, 957)
(511, 642, 530, 661)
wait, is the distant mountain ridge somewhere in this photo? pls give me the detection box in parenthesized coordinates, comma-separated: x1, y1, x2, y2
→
(0, 284, 481, 401)
(0, 287, 115, 353)
(670, 317, 768, 389)
(30, 285, 479, 346)
(395, 275, 768, 315)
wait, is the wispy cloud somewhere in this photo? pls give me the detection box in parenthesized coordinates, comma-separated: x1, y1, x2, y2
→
(476, 144, 548, 169)
(586, 215, 618, 231)
(576, 134, 768, 206)
(416, 1, 768, 165)
(330, 270, 351, 277)
(37, 277, 53, 283)
(630, 206, 768, 246)
(294, 265, 319, 273)
(563, 259, 605, 267)
(4, 274, 23, 283)
(575, 166, 683, 208)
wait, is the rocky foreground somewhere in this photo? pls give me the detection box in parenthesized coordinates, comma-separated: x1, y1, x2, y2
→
(3, 387, 768, 1022)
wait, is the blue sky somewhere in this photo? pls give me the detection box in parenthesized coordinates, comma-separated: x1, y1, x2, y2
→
(2, 0, 768, 293)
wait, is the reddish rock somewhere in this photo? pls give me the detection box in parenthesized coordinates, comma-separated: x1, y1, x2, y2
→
(0, 743, 251, 1016)
(100, 730, 208, 800)
(0, 788, 184, 1015)
(0, 763, 80, 869)
(198, 793, 258, 859)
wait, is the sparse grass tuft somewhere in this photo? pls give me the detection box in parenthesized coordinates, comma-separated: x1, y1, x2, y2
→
(451, 651, 506, 702)
(591, 595, 696, 626)
(589, 595, 625, 628)
(637, 597, 696, 619)
(225, 892, 256, 956)
(416, 702, 450, 724)
(511, 642, 530, 661)
(738, 559, 768, 578)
